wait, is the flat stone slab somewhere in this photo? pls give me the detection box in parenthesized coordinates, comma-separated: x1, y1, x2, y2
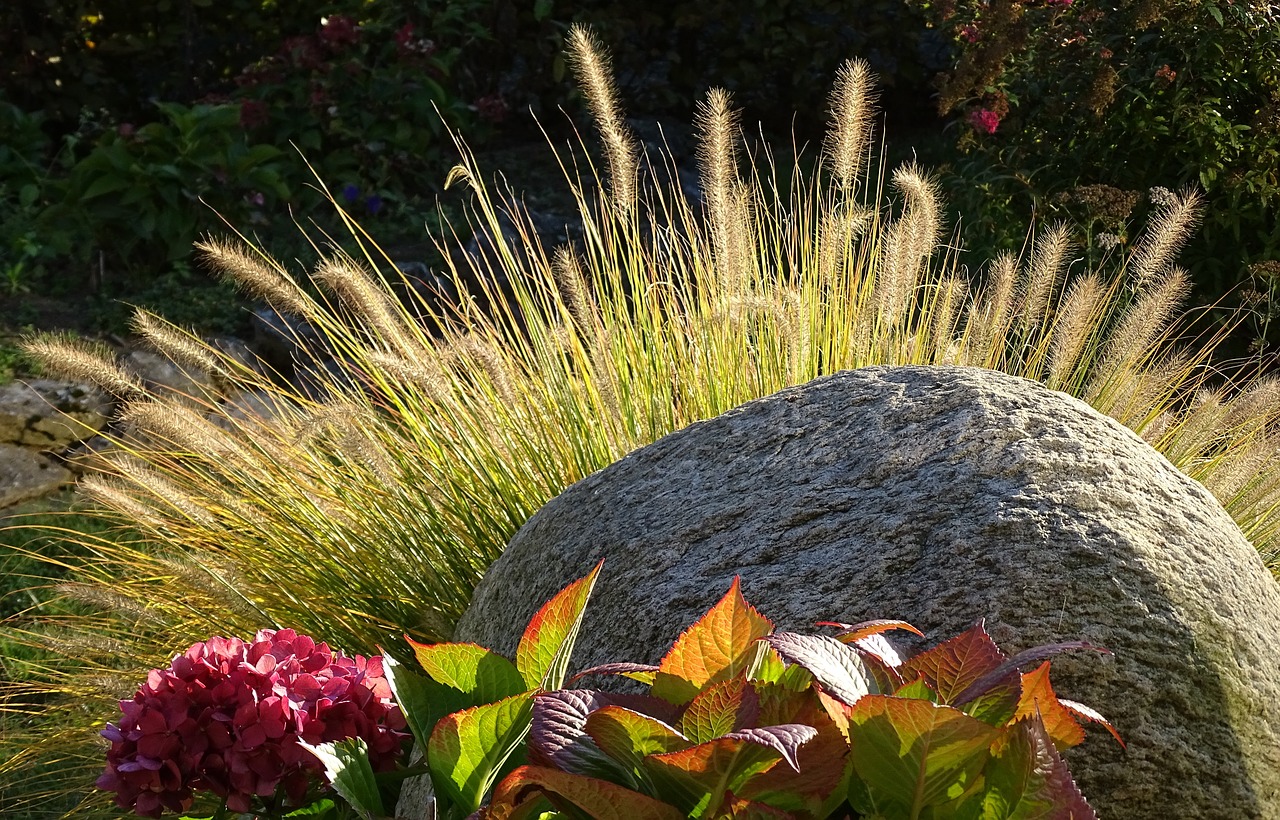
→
(0, 442, 73, 508)
(0, 379, 111, 449)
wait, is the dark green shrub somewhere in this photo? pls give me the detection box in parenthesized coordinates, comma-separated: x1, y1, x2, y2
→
(914, 0, 1280, 334)
(487, 0, 943, 133)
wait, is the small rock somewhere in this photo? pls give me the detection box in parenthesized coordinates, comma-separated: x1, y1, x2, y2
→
(0, 442, 73, 508)
(0, 379, 112, 449)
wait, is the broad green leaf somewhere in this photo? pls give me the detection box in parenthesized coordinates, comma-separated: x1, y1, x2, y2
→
(407, 638, 526, 704)
(978, 717, 1097, 820)
(643, 726, 817, 817)
(485, 765, 684, 820)
(584, 705, 691, 775)
(847, 696, 999, 816)
(382, 654, 438, 751)
(516, 561, 604, 690)
(300, 737, 384, 819)
(894, 677, 940, 703)
(428, 691, 534, 813)
(899, 622, 1009, 704)
(652, 578, 774, 705)
(81, 173, 134, 200)
(763, 632, 877, 707)
(530, 690, 636, 784)
(679, 677, 758, 744)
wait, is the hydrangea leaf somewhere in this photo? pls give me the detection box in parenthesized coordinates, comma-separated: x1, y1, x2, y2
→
(529, 689, 637, 785)
(735, 696, 851, 816)
(406, 639, 526, 705)
(642, 725, 817, 817)
(1058, 698, 1124, 748)
(719, 793, 795, 817)
(763, 632, 877, 707)
(584, 704, 691, 775)
(299, 737, 384, 819)
(818, 619, 925, 644)
(516, 561, 604, 690)
(953, 641, 1111, 707)
(1012, 662, 1086, 750)
(678, 676, 759, 744)
(381, 654, 438, 750)
(847, 695, 999, 815)
(651, 577, 775, 705)
(427, 691, 534, 814)
(978, 716, 1098, 820)
(898, 620, 1010, 704)
(568, 662, 660, 687)
(483, 765, 685, 820)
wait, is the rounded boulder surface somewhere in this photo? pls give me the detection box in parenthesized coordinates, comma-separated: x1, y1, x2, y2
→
(455, 365, 1280, 819)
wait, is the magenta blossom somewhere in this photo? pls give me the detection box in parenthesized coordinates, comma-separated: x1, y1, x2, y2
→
(968, 108, 1001, 135)
(97, 629, 408, 818)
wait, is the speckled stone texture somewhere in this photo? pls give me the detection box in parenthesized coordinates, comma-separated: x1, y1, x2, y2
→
(451, 366, 1280, 819)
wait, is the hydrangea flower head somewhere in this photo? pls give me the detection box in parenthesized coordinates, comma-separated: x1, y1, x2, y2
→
(97, 629, 407, 817)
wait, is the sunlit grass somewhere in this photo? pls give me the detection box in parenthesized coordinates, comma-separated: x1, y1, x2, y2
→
(4, 24, 1280, 815)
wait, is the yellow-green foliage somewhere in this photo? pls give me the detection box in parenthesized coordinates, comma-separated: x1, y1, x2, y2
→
(5, 25, 1280, 814)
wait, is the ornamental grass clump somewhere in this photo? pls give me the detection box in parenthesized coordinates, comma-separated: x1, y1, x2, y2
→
(5, 23, 1280, 814)
(97, 629, 406, 817)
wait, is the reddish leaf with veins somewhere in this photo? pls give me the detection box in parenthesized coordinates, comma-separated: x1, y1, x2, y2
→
(898, 620, 1011, 704)
(651, 577, 774, 705)
(516, 561, 603, 690)
(483, 764, 684, 819)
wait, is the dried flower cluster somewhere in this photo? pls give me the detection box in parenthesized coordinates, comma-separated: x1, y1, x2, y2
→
(96, 629, 407, 817)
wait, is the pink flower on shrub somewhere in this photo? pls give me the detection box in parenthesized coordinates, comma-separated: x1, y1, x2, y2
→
(959, 23, 980, 43)
(474, 94, 509, 124)
(968, 108, 1001, 135)
(97, 629, 407, 818)
(319, 14, 360, 50)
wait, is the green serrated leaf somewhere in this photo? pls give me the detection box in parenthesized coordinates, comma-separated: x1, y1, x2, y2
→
(848, 696, 999, 816)
(300, 737, 384, 819)
(516, 561, 603, 690)
(408, 638, 526, 705)
(428, 691, 534, 813)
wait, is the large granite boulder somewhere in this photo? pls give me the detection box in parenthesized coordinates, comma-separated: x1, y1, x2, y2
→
(452, 365, 1280, 819)
(0, 442, 72, 508)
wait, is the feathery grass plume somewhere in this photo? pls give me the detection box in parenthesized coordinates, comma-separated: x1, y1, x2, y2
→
(1086, 267, 1192, 408)
(130, 310, 221, 379)
(876, 163, 942, 326)
(695, 87, 752, 294)
(1127, 187, 1203, 285)
(9, 26, 1280, 813)
(964, 252, 1019, 366)
(565, 23, 638, 216)
(825, 57, 878, 193)
(313, 255, 421, 360)
(22, 333, 143, 399)
(1020, 222, 1073, 326)
(1047, 273, 1106, 391)
(194, 235, 312, 317)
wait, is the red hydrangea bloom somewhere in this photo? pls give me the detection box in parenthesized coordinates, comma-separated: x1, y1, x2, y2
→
(968, 107, 1002, 135)
(97, 629, 408, 818)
